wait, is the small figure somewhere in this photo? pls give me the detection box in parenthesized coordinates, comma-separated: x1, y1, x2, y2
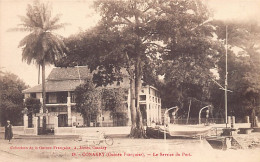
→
(5, 120, 13, 143)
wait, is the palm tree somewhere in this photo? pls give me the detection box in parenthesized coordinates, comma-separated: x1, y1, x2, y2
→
(12, 0, 67, 133)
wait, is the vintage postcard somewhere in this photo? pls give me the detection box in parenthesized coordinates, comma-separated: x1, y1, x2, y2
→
(1, 0, 260, 162)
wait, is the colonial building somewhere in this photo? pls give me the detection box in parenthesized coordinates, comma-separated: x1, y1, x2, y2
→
(22, 66, 161, 132)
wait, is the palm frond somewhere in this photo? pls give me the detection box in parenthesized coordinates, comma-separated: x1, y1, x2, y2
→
(7, 27, 31, 32)
(48, 14, 62, 26)
(47, 23, 70, 31)
(14, 0, 68, 66)
(17, 15, 36, 29)
(18, 30, 43, 47)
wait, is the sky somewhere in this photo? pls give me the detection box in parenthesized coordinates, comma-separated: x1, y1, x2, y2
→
(0, 0, 260, 87)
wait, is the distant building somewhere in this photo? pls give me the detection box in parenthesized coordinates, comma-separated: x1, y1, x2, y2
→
(22, 66, 161, 131)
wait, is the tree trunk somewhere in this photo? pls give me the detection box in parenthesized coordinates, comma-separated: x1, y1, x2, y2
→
(129, 76, 137, 137)
(38, 64, 40, 84)
(42, 58, 47, 133)
(130, 55, 146, 138)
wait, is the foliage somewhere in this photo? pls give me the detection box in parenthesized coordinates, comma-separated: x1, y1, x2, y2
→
(74, 79, 128, 126)
(211, 20, 260, 124)
(24, 97, 41, 115)
(101, 88, 128, 113)
(12, 0, 68, 66)
(13, 0, 68, 132)
(57, 0, 218, 137)
(0, 71, 28, 126)
(152, 0, 222, 118)
(74, 79, 101, 126)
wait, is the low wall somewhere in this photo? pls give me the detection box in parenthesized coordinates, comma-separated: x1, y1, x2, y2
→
(0, 123, 252, 136)
(0, 126, 24, 135)
(55, 127, 74, 135)
(55, 126, 131, 136)
(212, 123, 251, 129)
(75, 126, 131, 135)
(24, 128, 37, 135)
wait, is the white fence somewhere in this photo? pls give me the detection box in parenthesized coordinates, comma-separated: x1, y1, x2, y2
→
(55, 126, 131, 136)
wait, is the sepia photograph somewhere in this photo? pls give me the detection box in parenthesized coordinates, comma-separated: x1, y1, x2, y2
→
(0, 0, 260, 161)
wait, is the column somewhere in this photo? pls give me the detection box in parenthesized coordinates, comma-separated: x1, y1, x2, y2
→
(227, 116, 231, 124)
(231, 116, 235, 128)
(146, 104, 150, 126)
(245, 116, 250, 123)
(23, 115, 28, 129)
(67, 92, 72, 127)
(33, 117, 38, 135)
(255, 116, 259, 127)
(127, 89, 131, 126)
(156, 103, 158, 123)
(54, 116, 58, 135)
(158, 105, 162, 123)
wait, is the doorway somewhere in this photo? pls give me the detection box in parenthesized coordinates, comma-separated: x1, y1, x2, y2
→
(140, 104, 147, 125)
(58, 114, 68, 127)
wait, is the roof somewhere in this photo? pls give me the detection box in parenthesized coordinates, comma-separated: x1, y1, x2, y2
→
(47, 66, 90, 81)
(22, 66, 153, 93)
(23, 66, 90, 93)
(23, 80, 83, 93)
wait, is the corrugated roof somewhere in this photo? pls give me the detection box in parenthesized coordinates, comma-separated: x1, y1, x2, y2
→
(47, 66, 90, 80)
(23, 66, 90, 93)
(22, 66, 132, 93)
(23, 80, 82, 93)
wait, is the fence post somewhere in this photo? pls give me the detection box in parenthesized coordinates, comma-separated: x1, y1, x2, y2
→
(33, 117, 38, 135)
(54, 116, 58, 135)
(245, 116, 250, 123)
(255, 116, 259, 127)
(23, 115, 28, 129)
(231, 116, 235, 128)
(227, 116, 231, 125)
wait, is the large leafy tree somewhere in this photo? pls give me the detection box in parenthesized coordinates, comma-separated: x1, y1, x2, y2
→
(24, 97, 41, 127)
(145, 0, 221, 119)
(74, 79, 128, 126)
(58, 0, 216, 137)
(0, 71, 28, 126)
(212, 20, 260, 126)
(12, 0, 67, 132)
(74, 79, 101, 126)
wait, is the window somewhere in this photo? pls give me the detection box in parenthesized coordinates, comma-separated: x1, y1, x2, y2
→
(140, 95, 146, 101)
(56, 92, 68, 103)
(30, 93, 36, 98)
(48, 93, 57, 103)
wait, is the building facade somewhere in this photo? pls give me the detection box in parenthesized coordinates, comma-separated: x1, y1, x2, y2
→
(22, 66, 161, 131)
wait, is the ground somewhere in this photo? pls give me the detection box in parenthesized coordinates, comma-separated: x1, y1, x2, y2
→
(0, 132, 260, 162)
